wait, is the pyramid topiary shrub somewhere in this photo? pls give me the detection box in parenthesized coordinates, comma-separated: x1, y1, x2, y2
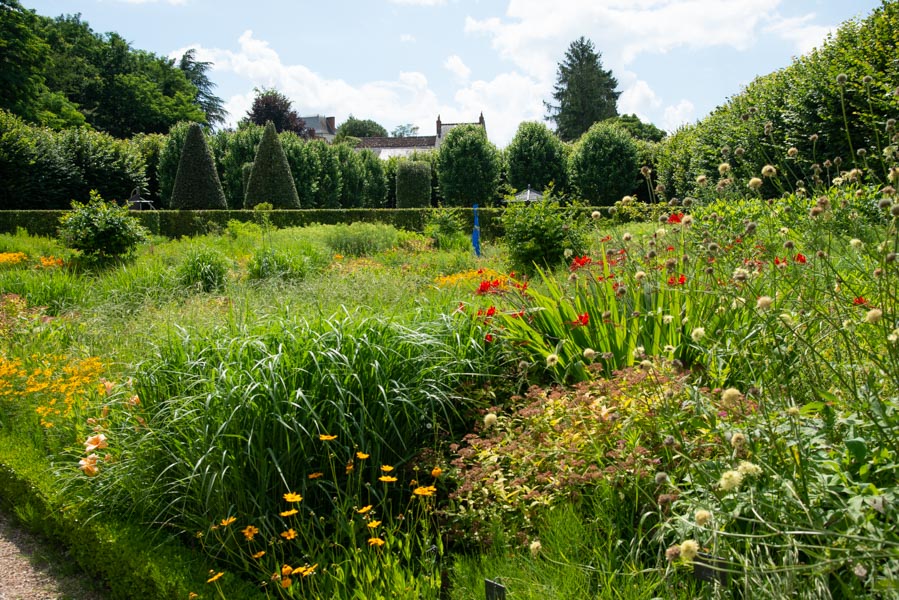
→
(244, 121, 300, 209)
(169, 123, 228, 210)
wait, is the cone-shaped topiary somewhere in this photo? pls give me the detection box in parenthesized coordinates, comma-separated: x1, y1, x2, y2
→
(244, 121, 300, 209)
(170, 123, 228, 210)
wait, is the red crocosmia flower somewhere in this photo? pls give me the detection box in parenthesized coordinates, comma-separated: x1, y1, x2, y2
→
(734, 237, 742, 244)
(667, 276, 676, 285)
(678, 274, 686, 285)
(568, 312, 589, 327)
(853, 297, 867, 306)
(794, 253, 807, 264)
(477, 268, 485, 274)
(666, 245, 675, 252)
(486, 306, 496, 317)
(485, 333, 494, 343)
(456, 302, 465, 312)
(477, 280, 492, 294)
(667, 213, 684, 224)
(600, 235, 612, 243)
(570, 256, 592, 271)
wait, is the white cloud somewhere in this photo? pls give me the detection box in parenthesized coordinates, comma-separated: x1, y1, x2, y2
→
(764, 14, 833, 54)
(662, 99, 695, 131)
(388, 0, 445, 5)
(444, 55, 471, 82)
(400, 34, 417, 43)
(452, 71, 545, 147)
(618, 77, 662, 124)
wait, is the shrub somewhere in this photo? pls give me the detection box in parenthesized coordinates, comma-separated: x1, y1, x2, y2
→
(505, 121, 567, 194)
(359, 148, 387, 208)
(423, 208, 468, 250)
(244, 122, 300, 209)
(334, 143, 365, 208)
(169, 123, 228, 210)
(502, 197, 590, 273)
(308, 139, 341, 209)
(156, 121, 193, 209)
(215, 124, 265, 209)
(128, 133, 166, 206)
(437, 124, 501, 206)
(175, 247, 230, 292)
(321, 222, 404, 256)
(396, 160, 431, 208)
(279, 131, 320, 209)
(569, 122, 639, 205)
(57, 191, 148, 262)
(247, 245, 325, 281)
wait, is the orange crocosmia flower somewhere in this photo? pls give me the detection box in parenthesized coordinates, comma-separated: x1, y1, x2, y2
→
(128, 395, 140, 406)
(308, 472, 324, 479)
(220, 516, 237, 527)
(319, 434, 337, 441)
(356, 452, 369, 460)
(101, 379, 115, 395)
(84, 433, 108, 452)
(283, 492, 303, 502)
(357, 505, 372, 514)
(345, 462, 354, 474)
(413, 485, 437, 497)
(368, 537, 385, 547)
(281, 529, 297, 540)
(379, 475, 397, 483)
(280, 509, 299, 517)
(431, 467, 443, 478)
(380, 465, 394, 472)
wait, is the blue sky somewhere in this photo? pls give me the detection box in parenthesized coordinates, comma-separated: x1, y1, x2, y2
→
(24, 0, 882, 146)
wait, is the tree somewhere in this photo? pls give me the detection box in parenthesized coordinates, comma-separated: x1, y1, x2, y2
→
(334, 143, 365, 208)
(0, 0, 51, 121)
(395, 160, 431, 208)
(603, 114, 666, 143)
(359, 149, 387, 208)
(545, 37, 620, 141)
(308, 139, 341, 209)
(170, 122, 227, 209)
(244, 121, 300, 209)
(392, 124, 419, 137)
(245, 88, 310, 137)
(505, 121, 567, 193)
(436, 124, 501, 206)
(335, 115, 388, 141)
(569, 122, 638, 205)
(178, 49, 227, 128)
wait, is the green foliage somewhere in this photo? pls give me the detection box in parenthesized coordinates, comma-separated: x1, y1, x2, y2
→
(128, 133, 166, 206)
(321, 222, 408, 256)
(359, 149, 388, 208)
(214, 123, 265, 209)
(177, 48, 227, 128)
(279, 130, 319, 209)
(396, 160, 432, 208)
(0, 0, 52, 122)
(57, 190, 148, 261)
(437, 124, 501, 206)
(545, 37, 620, 142)
(502, 198, 590, 273)
(244, 88, 309, 136)
(505, 121, 567, 194)
(334, 143, 365, 208)
(424, 208, 468, 250)
(603, 113, 666, 142)
(175, 246, 230, 292)
(169, 123, 227, 210)
(569, 122, 639, 205)
(247, 243, 327, 281)
(244, 122, 300, 209)
(308, 139, 341, 209)
(335, 115, 388, 140)
(156, 121, 193, 209)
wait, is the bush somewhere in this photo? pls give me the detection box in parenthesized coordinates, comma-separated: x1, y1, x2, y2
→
(308, 139, 341, 209)
(502, 198, 590, 273)
(569, 122, 639, 205)
(175, 247, 230, 292)
(215, 124, 265, 209)
(57, 191, 148, 262)
(169, 123, 228, 210)
(424, 208, 468, 250)
(244, 122, 300, 209)
(279, 131, 319, 209)
(247, 244, 326, 281)
(128, 133, 166, 206)
(437, 124, 501, 206)
(359, 148, 387, 208)
(396, 160, 432, 208)
(505, 121, 567, 194)
(321, 222, 405, 256)
(56, 127, 146, 205)
(156, 121, 192, 209)
(334, 143, 365, 208)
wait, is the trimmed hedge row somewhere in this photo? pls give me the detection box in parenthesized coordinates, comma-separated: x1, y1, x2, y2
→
(0, 436, 262, 600)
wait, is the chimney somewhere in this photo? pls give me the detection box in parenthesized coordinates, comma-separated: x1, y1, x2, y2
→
(479, 112, 485, 127)
(436, 114, 442, 137)
(326, 116, 336, 133)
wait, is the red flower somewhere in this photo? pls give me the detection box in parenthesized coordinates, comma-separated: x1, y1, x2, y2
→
(667, 213, 684, 224)
(667, 274, 687, 286)
(853, 297, 868, 305)
(600, 235, 612, 243)
(486, 306, 496, 317)
(666, 245, 675, 252)
(794, 253, 807, 264)
(485, 333, 494, 343)
(568, 312, 589, 327)
(569, 255, 592, 271)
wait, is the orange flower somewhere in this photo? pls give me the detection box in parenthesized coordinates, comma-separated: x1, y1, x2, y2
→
(319, 434, 337, 441)
(220, 516, 237, 527)
(251, 551, 266, 559)
(280, 509, 299, 517)
(242, 525, 259, 541)
(357, 505, 372, 514)
(413, 485, 437, 497)
(367, 520, 381, 529)
(207, 571, 224, 583)
(78, 455, 99, 477)
(280, 577, 292, 588)
(308, 472, 323, 479)
(84, 433, 107, 453)
(281, 564, 294, 577)
(281, 529, 297, 540)
(283, 492, 303, 503)
(379, 475, 397, 483)
(368, 537, 385, 547)
(356, 451, 369, 460)
(431, 467, 443, 478)
(380, 465, 394, 472)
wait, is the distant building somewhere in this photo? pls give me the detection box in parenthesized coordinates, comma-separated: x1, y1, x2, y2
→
(300, 115, 337, 142)
(357, 113, 486, 159)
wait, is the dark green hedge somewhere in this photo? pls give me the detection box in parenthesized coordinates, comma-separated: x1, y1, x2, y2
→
(395, 161, 432, 208)
(0, 436, 263, 600)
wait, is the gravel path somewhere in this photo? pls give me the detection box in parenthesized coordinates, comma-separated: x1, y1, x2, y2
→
(0, 508, 105, 600)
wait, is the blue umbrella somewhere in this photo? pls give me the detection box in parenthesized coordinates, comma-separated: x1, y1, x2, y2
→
(472, 204, 481, 257)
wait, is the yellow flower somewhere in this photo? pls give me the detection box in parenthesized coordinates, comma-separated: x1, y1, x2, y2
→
(281, 529, 297, 540)
(413, 485, 437, 497)
(345, 462, 354, 474)
(431, 467, 443, 478)
(308, 472, 324, 479)
(280, 509, 299, 517)
(280, 577, 292, 588)
(368, 537, 385, 547)
(379, 475, 397, 483)
(281, 564, 293, 577)
(319, 434, 337, 441)
(189, 593, 198, 599)
(242, 525, 259, 541)
(207, 571, 224, 584)
(367, 520, 381, 529)
(220, 516, 237, 527)
(302, 563, 317, 577)
(357, 505, 372, 514)
(283, 492, 303, 503)
(356, 451, 369, 460)
(380, 465, 394, 472)
(252, 551, 266, 559)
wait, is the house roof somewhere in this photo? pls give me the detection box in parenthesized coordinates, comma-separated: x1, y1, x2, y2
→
(300, 115, 336, 135)
(357, 136, 437, 149)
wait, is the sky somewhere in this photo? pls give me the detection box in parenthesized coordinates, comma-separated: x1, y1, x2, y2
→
(23, 0, 882, 147)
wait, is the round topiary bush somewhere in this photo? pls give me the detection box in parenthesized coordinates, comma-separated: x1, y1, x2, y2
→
(569, 122, 639, 205)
